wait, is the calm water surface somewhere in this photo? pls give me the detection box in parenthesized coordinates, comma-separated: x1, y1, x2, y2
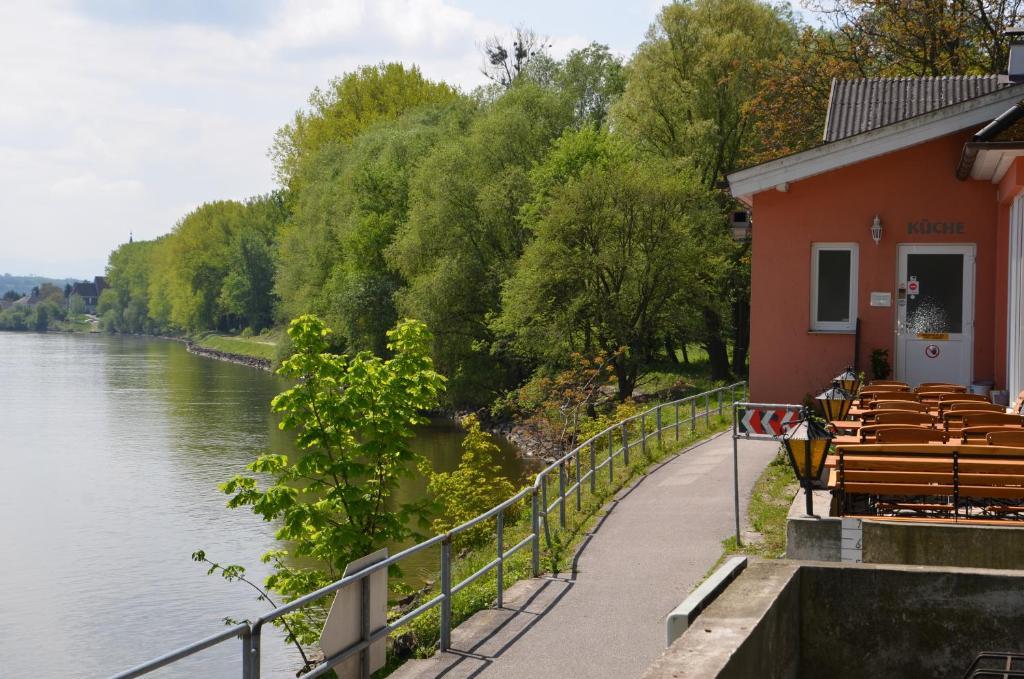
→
(0, 333, 525, 678)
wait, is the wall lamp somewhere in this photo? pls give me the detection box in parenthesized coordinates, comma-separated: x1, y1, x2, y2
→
(871, 215, 883, 245)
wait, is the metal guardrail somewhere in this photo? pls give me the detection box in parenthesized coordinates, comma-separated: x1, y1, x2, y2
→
(111, 381, 747, 679)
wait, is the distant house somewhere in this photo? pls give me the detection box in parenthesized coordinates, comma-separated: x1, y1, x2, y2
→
(69, 276, 108, 314)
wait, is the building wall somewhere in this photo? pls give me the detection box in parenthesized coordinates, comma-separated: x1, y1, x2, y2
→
(749, 130, 1000, 403)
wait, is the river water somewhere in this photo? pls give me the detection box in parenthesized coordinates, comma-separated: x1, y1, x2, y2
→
(0, 333, 526, 677)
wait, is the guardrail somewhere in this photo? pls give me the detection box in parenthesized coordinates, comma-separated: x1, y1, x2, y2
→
(111, 381, 747, 679)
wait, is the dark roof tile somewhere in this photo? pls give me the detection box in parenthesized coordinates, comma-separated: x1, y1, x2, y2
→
(824, 75, 1009, 142)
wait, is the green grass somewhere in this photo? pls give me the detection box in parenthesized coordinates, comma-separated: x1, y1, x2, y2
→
(636, 343, 742, 398)
(52, 317, 96, 333)
(720, 449, 799, 559)
(376, 405, 735, 675)
(191, 331, 280, 362)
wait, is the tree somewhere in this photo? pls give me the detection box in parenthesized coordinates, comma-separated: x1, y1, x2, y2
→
(389, 82, 574, 404)
(275, 102, 474, 353)
(270, 63, 459, 191)
(613, 0, 798, 379)
(495, 129, 718, 399)
(530, 42, 626, 129)
(808, 0, 1024, 77)
(481, 27, 551, 90)
(217, 315, 445, 643)
(425, 415, 518, 547)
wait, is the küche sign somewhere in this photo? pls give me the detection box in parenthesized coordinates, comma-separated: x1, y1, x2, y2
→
(907, 220, 965, 235)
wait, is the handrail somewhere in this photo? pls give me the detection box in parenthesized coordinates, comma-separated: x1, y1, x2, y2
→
(111, 380, 747, 679)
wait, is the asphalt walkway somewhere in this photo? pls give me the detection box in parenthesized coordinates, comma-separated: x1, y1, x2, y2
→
(392, 432, 780, 679)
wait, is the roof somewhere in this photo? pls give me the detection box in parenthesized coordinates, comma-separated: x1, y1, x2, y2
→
(824, 76, 1009, 142)
(71, 281, 99, 298)
(728, 79, 1024, 204)
(957, 101, 1024, 180)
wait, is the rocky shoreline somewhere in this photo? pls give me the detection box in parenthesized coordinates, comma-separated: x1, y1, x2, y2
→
(182, 341, 273, 371)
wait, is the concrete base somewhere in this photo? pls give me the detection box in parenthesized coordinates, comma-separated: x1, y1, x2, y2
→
(644, 559, 1024, 679)
(786, 492, 1024, 569)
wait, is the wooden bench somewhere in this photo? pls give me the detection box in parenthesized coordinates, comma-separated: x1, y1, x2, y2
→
(829, 444, 1024, 519)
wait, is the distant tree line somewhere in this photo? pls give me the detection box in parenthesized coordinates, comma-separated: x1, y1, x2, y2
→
(96, 0, 1022, 405)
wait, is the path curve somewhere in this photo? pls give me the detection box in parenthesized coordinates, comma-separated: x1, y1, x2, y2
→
(392, 433, 780, 679)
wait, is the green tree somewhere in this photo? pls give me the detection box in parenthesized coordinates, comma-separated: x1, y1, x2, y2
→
(275, 102, 474, 352)
(389, 82, 574, 404)
(613, 0, 797, 378)
(270, 63, 458, 191)
(530, 42, 626, 129)
(495, 129, 717, 399)
(425, 415, 518, 547)
(217, 315, 445, 642)
(68, 293, 86, 317)
(218, 193, 287, 332)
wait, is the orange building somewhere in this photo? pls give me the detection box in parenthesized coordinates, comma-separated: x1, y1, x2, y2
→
(728, 65, 1024, 404)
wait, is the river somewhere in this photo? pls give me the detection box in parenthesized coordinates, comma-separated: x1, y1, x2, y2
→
(0, 332, 526, 677)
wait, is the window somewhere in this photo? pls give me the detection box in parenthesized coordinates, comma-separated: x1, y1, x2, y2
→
(810, 243, 858, 332)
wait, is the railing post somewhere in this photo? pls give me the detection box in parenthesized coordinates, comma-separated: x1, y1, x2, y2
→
(717, 389, 723, 416)
(622, 422, 630, 466)
(496, 509, 504, 608)
(589, 440, 596, 493)
(608, 429, 614, 481)
(705, 394, 710, 428)
(675, 402, 680, 441)
(690, 398, 697, 432)
(575, 448, 582, 511)
(656, 405, 663, 447)
(241, 628, 252, 679)
(440, 538, 452, 652)
(541, 478, 552, 548)
(250, 624, 262, 679)
(531, 489, 540, 576)
(558, 462, 567, 529)
(360, 574, 371, 678)
(641, 415, 647, 457)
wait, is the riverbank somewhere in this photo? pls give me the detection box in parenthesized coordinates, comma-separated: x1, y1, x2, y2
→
(184, 340, 272, 371)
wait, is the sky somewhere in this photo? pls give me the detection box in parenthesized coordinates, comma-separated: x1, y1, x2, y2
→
(0, 0, 810, 279)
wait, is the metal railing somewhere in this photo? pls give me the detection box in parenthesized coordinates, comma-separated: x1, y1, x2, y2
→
(111, 381, 747, 679)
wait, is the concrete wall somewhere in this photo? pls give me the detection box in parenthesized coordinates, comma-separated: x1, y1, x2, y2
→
(785, 493, 1024, 570)
(799, 563, 1024, 679)
(642, 561, 801, 679)
(645, 561, 1024, 679)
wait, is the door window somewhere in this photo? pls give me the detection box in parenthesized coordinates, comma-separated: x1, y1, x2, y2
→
(905, 254, 963, 334)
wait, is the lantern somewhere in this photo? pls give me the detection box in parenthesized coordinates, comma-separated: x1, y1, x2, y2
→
(816, 381, 855, 422)
(835, 367, 860, 395)
(782, 410, 833, 516)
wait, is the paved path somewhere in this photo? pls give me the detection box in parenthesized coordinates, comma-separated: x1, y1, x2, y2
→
(392, 433, 779, 679)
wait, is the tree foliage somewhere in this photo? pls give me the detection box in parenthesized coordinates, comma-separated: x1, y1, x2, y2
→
(425, 415, 518, 547)
(219, 315, 445, 642)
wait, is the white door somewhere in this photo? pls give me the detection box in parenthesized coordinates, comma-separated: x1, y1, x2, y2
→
(1008, 196, 1024, 400)
(896, 244, 975, 387)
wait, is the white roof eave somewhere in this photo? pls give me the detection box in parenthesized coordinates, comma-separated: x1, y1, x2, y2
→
(728, 84, 1024, 204)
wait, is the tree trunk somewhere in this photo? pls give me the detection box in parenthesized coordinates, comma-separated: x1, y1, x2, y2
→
(612, 355, 636, 401)
(681, 343, 690, 365)
(703, 307, 732, 381)
(664, 336, 679, 365)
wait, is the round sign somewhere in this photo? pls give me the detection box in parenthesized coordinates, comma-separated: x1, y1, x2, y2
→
(907, 280, 920, 295)
(925, 344, 940, 358)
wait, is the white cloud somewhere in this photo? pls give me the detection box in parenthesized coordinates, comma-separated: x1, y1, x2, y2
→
(0, 0, 589, 278)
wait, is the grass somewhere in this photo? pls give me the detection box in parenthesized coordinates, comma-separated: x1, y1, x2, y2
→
(191, 330, 280, 362)
(636, 343, 741, 398)
(720, 449, 799, 560)
(375, 402, 736, 676)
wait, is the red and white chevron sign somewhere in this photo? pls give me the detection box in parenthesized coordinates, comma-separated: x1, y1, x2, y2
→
(736, 407, 801, 438)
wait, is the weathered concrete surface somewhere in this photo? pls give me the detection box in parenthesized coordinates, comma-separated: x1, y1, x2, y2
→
(785, 489, 1024, 569)
(391, 433, 779, 679)
(785, 490, 841, 561)
(862, 520, 1024, 569)
(642, 560, 801, 679)
(645, 560, 1024, 679)
(799, 562, 1024, 679)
